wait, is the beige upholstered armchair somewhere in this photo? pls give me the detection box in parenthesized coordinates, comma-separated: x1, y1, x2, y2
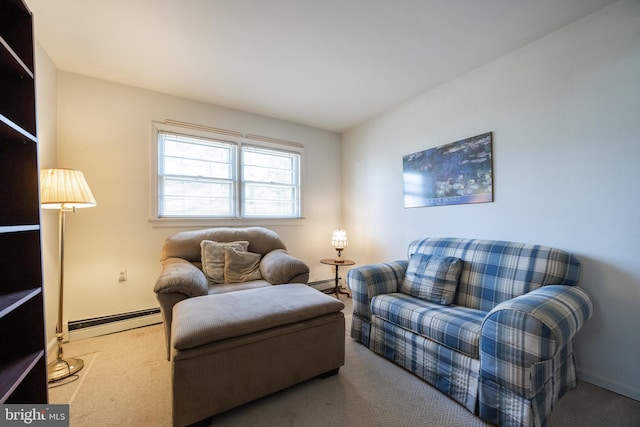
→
(153, 227, 310, 358)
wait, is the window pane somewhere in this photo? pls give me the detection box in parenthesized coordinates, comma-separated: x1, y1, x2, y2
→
(164, 156, 233, 179)
(241, 145, 300, 218)
(244, 151, 294, 180)
(161, 134, 233, 179)
(243, 147, 298, 183)
(160, 178, 234, 216)
(158, 132, 236, 217)
(243, 164, 294, 184)
(243, 183, 298, 217)
(164, 137, 232, 163)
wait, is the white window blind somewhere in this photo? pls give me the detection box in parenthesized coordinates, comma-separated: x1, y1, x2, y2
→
(154, 124, 302, 221)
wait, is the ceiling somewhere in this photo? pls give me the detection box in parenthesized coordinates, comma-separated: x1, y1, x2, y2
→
(25, 0, 616, 133)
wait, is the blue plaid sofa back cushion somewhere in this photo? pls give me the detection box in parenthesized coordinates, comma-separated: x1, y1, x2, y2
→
(407, 238, 581, 312)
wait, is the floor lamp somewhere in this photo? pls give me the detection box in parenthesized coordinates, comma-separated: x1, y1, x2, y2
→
(40, 168, 96, 382)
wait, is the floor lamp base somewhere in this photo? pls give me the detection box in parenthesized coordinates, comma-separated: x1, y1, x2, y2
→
(48, 357, 84, 382)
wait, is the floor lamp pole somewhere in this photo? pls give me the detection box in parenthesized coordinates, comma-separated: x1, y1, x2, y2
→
(48, 207, 84, 382)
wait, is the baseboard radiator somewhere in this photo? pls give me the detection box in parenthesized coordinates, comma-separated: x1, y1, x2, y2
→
(67, 307, 162, 341)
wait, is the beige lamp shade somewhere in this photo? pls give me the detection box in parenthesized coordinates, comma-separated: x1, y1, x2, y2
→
(40, 168, 97, 209)
(331, 229, 348, 250)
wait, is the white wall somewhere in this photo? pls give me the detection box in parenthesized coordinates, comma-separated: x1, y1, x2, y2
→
(342, 0, 640, 400)
(53, 73, 342, 327)
(34, 41, 59, 344)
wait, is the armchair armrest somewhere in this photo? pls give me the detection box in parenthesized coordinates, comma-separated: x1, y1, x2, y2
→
(347, 260, 408, 320)
(480, 284, 593, 398)
(153, 257, 208, 297)
(260, 249, 310, 284)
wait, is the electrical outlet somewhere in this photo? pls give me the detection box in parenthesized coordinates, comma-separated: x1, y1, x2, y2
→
(118, 269, 127, 282)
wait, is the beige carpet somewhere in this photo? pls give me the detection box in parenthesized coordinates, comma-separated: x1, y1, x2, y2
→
(49, 297, 640, 427)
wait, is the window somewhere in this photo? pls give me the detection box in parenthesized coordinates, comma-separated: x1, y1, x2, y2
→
(158, 133, 237, 217)
(151, 122, 302, 223)
(242, 145, 300, 218)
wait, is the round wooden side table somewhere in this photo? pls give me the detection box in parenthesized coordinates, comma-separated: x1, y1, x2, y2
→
(320, 258, 355, 299)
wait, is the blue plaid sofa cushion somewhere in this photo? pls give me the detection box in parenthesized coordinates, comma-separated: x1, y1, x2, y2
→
(399, 254, 462, 305)
(408, 238, 581, 312)
(371, 293, 486, 358)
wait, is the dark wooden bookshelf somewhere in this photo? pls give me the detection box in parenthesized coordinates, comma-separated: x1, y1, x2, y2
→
(0, 0, 48, 404)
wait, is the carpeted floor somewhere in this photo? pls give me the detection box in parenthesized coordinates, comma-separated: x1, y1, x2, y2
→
(49, 297, 640, 427)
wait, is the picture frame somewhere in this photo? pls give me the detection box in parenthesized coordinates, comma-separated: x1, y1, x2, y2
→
(402, 132, 493, 208)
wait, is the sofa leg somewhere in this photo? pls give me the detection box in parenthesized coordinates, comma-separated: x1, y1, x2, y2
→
(319, 368, 340, 379)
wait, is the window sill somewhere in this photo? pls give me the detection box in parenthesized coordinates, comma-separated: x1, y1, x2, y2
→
(148, 216, 306, 228)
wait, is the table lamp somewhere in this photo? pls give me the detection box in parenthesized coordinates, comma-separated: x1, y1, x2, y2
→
(331, 229, 348, 263)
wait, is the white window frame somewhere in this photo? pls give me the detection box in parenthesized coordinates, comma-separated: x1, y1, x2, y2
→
(149, 121, 304, 227)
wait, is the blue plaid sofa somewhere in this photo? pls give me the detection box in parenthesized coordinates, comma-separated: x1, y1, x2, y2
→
(347, 238, 592, 427)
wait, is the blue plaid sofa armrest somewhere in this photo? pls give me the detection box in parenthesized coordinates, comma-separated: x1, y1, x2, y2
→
(347, 261, 408, 344)
(479, 284, 593, 424)
(348, 261, 408, 318)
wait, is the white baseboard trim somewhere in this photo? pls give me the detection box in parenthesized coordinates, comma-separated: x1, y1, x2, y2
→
(45, 311, 163, 362)
(577, 367, 640, 401)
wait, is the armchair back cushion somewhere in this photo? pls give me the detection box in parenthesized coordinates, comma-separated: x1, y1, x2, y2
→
(408, 238, 581, 312)
(161, 227, 287, 263)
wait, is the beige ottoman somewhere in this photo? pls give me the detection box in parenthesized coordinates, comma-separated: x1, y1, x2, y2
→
(170, 284, 345, 427)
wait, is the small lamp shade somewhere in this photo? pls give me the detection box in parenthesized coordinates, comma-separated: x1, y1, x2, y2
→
(40, 168, 97, 209)
(331, 229, 348, 250)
